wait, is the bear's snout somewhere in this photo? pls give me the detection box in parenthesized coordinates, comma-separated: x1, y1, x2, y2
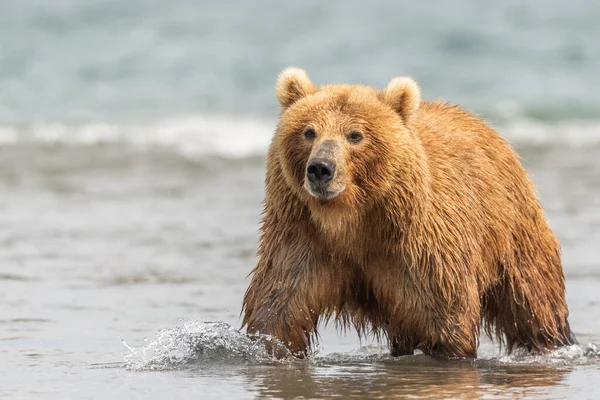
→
(307, 158, 335, 186)
(303, 139, 346, 200)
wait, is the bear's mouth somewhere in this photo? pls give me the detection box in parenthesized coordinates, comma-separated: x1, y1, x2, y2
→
(304, 182, 345, 200)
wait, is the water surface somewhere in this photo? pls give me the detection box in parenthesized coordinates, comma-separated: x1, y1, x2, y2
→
(1, 0, 600, 398)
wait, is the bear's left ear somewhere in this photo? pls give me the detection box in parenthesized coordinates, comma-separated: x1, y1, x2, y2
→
(379, 77, 421, 124)
(275, 67, 318, 109)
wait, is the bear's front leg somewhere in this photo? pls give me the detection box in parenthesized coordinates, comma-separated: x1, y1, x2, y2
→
(241, 231, 328, 358)
(385, 265, 481, 359)
(421, 299, 481, 359)
(389, 333, 418, 356)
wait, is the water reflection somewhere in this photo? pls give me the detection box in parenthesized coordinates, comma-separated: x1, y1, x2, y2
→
(243, 356, 571, 399)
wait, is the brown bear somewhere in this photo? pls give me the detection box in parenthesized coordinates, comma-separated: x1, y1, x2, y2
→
(241, 67, 575, 358)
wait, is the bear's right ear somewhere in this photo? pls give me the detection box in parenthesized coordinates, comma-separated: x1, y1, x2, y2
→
(275, 67, 317, 109)
(379, 77, 421, 124)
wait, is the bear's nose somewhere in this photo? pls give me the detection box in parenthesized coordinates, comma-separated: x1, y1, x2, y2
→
(307, 158, 335, 185)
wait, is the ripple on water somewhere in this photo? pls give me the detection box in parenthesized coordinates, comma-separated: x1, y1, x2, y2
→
(494, 343, 600, 365)
(123, 320, 600, 371)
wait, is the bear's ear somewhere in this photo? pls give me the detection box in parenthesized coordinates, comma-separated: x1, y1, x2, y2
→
(275, 67, 317, 109)
(379, 77, 421, 124)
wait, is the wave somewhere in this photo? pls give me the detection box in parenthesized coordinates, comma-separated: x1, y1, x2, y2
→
(0, 116, 274, 159)
(2, 116, 600, 160)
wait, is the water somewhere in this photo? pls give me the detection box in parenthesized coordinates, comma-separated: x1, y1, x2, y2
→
(1, 0, 600, 398)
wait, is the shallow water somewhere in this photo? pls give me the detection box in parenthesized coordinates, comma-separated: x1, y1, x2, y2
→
(1, 140, 600, 399)
(2, 0, 600, 398)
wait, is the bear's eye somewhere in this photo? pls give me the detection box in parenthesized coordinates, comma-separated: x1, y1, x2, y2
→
(304, 128, 316, 140)
(347, 131, 363, 143)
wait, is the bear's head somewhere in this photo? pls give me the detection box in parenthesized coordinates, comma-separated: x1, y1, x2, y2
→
(273, 67, 422, 224)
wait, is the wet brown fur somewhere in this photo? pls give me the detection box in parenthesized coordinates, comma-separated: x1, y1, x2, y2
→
(241, 67, 575, 358)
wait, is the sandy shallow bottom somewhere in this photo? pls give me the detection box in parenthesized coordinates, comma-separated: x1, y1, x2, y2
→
(1, 143, 599, 399)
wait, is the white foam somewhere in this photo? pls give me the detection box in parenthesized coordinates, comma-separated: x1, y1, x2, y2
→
(0, 115, 274, 159)
(499, 119, 600, 147)
(494, 343, 600, 365)
(122, 320, 292, 371)
(2, 116, 600, 159)
(0, 126, 18, 145)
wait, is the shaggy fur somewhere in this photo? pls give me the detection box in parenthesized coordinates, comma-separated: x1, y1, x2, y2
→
(241, 67, 575, 358)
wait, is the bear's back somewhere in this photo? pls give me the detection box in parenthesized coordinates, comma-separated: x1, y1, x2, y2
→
(412, 100, 529, 208)
(408, 101, 545, 283)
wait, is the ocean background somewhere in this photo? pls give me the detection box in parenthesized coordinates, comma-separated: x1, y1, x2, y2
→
(1, 1, 600, 398)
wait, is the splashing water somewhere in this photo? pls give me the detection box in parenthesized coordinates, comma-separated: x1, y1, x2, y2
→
(494, 343, 600, 366)
(122, 320, 395, 371)
(123, 320, 294, 371)
(123, 320, 600, 371)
